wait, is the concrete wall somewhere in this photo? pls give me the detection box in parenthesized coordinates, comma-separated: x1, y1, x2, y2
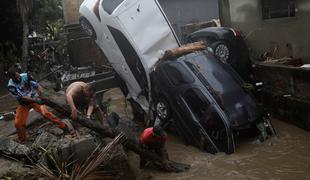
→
(158, 0, 219, 42)
(220, 0, 310, 63)
(62, 0, 84, 25)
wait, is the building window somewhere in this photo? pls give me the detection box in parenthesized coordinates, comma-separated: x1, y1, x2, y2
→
(262, 0, 295, 19)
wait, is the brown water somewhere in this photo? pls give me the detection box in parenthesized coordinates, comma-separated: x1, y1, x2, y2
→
(142, 119, 310, 180)
(103, 88, 310, 180)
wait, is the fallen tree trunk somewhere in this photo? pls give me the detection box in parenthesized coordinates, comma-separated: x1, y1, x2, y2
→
(43, 94, 190, 172)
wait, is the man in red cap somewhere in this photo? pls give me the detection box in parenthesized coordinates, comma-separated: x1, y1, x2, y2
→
(140, 125, 169, 163)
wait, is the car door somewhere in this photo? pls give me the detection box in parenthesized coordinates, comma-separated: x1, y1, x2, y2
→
(180, 86, 235, 154)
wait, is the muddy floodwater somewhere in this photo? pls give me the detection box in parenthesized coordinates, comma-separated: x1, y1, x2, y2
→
(142, 119, 310, 180)
(103, 89, 310, 180)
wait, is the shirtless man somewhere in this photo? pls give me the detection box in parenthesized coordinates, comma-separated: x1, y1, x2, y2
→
(66, 81, 96, 121)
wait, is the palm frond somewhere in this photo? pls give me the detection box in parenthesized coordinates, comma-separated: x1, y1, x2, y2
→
(72, 133, 127, 180)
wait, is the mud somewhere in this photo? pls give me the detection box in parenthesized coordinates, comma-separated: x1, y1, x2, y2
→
(142, 119, 310, 180)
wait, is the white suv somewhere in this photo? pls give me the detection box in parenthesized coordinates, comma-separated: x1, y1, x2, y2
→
(79, 0, 180, 111)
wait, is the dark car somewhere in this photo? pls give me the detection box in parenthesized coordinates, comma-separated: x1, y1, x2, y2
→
(187, 27, 253, 83)
(150, 51, 274, 154)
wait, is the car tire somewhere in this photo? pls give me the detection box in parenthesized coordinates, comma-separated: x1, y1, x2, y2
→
(211, 41, 231, 64)
(79, 17, 96, 40)
(154, 98, 171, 122)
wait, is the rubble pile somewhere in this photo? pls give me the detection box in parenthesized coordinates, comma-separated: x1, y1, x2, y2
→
(259, 53, 303, 67)
(0, 115, 142, 179)
(259, 51, 304, 67)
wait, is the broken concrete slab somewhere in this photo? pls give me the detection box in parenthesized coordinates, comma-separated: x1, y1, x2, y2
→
(0, 157, 33, 178)
(32, 131, 58, 149)
(0, 138, 30, 157)
(60, 134, 97, 163)
(48, 127, 64, 136)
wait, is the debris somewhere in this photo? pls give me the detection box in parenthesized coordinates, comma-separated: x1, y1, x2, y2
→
(32, 131, 58, 149)
(0, 138, 31, 158)
(0, 157, 34, 179)
(106, 112, 120, 128)
(116, 116, 143, 141)
(0, 112, 15, 121)
(62, 118, 74, 132)
(159, 41, 207, 62)
(181, 19, 221, 38)
(259, 51, 303, 66)
(43, 92, 191, 172)
(300, 64, 310, 68)
(60, 134, 97, 163)
(48, 127, 64, 136)
(71, 133, 127, 179)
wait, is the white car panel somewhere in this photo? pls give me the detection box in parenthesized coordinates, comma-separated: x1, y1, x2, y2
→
(116, 0, 179, 70)
(79, 0, 180, 111)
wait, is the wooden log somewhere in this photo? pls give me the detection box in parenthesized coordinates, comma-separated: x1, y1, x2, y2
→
(160, 41, 207, 61)
(153, 41, 207, 69)
(43, 93, 190, 172)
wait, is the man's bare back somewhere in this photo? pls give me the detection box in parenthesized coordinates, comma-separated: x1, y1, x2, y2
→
(66, 82, 89, 105)
(66, 81, 95, 120)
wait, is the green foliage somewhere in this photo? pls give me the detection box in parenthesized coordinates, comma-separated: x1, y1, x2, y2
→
(0, 41, 20, 70)
(29, 0, 67, 65)
(0, 0, 66, 71)
(37, 146, 71, 179)
(31, 0, 64, 39)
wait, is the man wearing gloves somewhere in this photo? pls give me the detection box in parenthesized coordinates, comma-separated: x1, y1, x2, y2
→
(7, 64, 67, 143)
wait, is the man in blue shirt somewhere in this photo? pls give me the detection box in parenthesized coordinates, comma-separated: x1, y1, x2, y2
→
(7, 64, 67, 143)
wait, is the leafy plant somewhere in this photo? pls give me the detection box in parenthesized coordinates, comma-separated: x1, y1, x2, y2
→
(36, 146, 72, 179)
(36, 133, 127, 180)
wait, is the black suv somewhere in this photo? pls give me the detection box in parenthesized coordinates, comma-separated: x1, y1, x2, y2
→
(187, 27, 253, 83)
(150, 51, 274, 154)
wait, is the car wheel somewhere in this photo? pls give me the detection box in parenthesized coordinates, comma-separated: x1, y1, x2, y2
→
(80, 17, 96, 39)
(155, 98, 171, 122)
(211, 41, 231, 64)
